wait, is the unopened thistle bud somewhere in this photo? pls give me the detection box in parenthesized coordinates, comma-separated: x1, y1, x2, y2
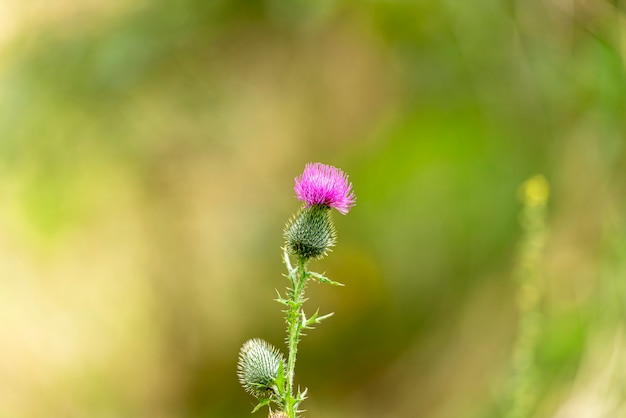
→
(285, 163, 356, 260)
(269, 411, 288, 418)
(237, 338, 285, 399)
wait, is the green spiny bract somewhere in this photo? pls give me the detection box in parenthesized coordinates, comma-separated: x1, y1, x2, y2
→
(238, 338, 285, 399)
(284, 205, 336, 260)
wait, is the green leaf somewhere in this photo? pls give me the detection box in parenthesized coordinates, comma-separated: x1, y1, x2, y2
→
(297, 386, 308, 401)
(251, 398, 271, 414)
(273, 360, 286, 400)
(282, 248, 294, 273)
(308, 271, 344, 286)
(304, 309, 334, 329)
(274, 289, 289, 306)
(294, 386, 309, 413)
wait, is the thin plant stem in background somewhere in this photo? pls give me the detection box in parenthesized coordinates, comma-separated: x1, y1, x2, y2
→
(237, 163, 356, 418)
(504, 175, 550, 418)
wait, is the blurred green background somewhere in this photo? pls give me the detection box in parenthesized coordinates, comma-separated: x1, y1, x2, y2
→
(0, 1, 625, 417)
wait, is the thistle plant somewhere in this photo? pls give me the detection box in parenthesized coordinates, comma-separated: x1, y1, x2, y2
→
(237, 162, 356, 418)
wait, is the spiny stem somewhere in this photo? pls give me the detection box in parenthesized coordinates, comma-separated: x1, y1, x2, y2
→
(284, 257, 307, 418)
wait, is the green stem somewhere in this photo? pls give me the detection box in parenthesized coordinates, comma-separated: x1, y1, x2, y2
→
(284, 257, 307, 418)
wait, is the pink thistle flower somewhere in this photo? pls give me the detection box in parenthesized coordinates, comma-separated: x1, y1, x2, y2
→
(294, 163, 356, 215)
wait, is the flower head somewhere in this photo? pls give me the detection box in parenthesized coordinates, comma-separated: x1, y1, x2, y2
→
(237, 338, 285, 399)
(294, 163, 356, 215)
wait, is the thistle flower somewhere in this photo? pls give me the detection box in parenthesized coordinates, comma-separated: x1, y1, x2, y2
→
(294, 163, 356, 215)
(238, 338, 285, 399)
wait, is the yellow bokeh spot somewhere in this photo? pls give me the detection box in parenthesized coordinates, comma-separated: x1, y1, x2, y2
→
(519, 175, 549, 207)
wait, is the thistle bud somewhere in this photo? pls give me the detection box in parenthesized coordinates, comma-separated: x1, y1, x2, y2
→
(237, 338, 285, 399)
(285, 205, 336, 260)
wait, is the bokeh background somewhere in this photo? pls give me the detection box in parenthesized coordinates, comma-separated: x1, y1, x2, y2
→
(1, 1, 625, 417)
